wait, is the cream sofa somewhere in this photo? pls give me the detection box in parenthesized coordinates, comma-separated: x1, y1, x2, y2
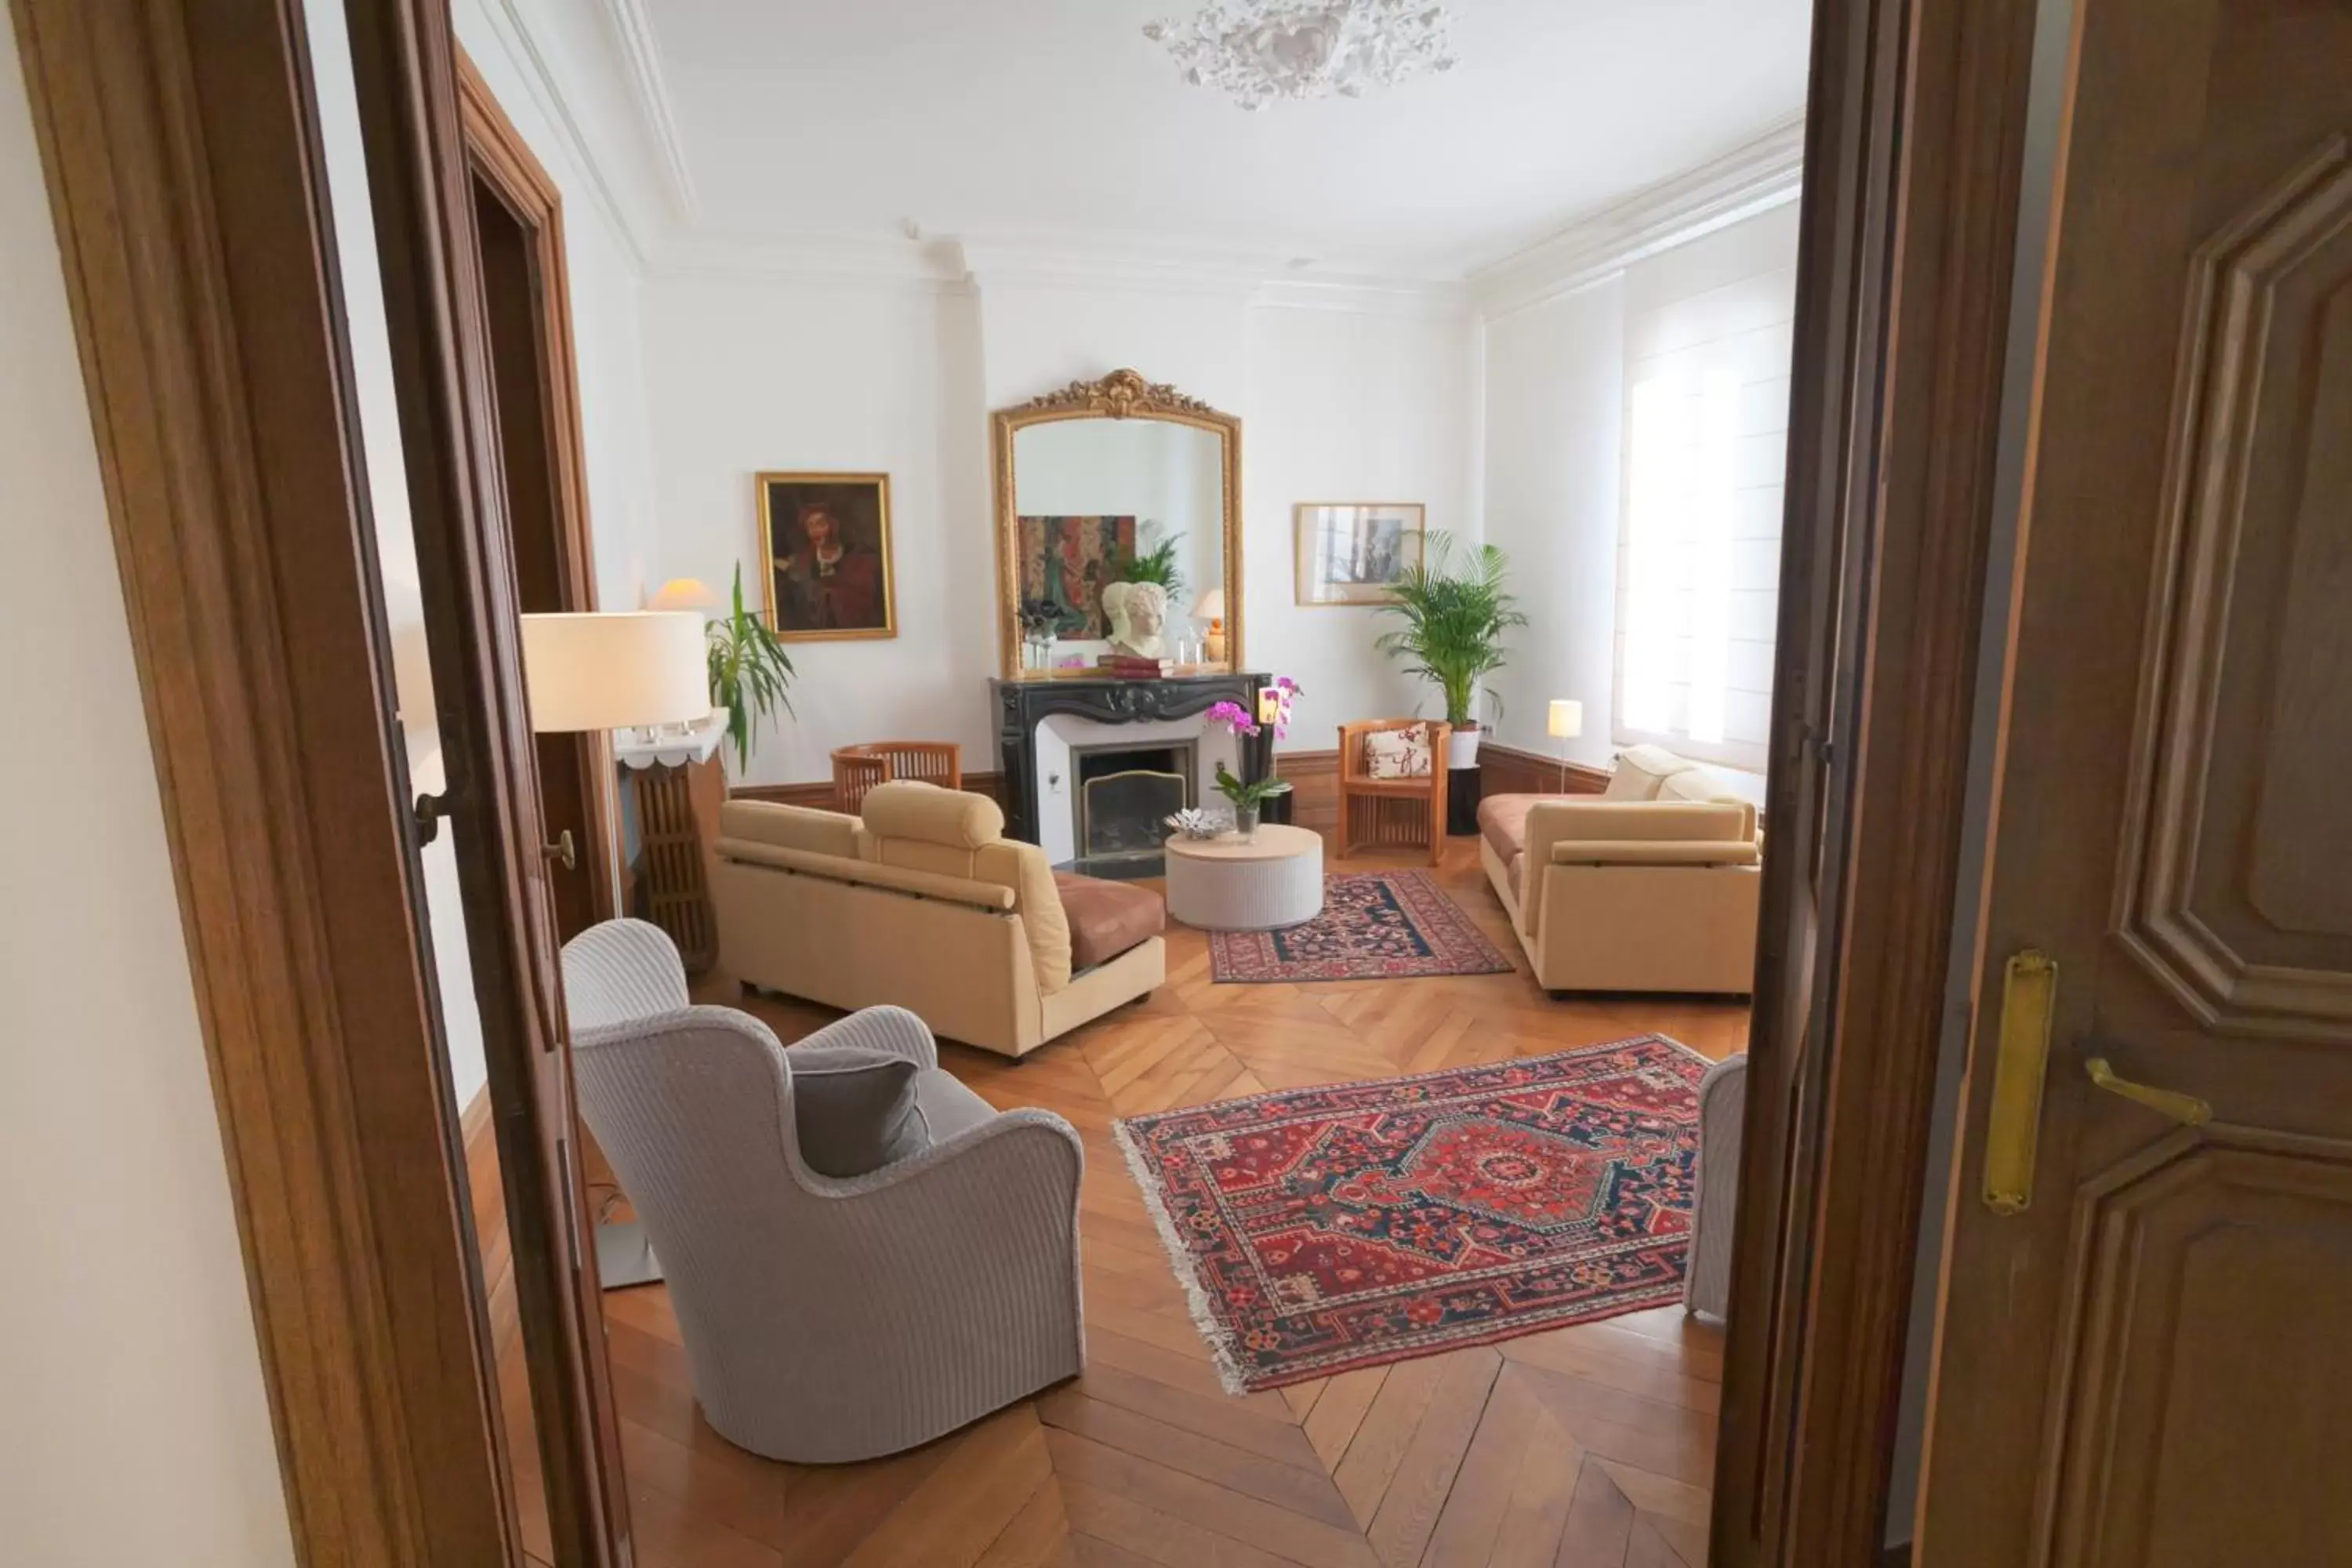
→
(712, 782, 1165, 1058)
(1477, 745, 1761, 996)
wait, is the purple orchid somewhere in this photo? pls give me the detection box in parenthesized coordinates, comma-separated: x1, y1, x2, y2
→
(1205, 699, 1261, 738)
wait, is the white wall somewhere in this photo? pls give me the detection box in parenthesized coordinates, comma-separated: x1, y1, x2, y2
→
(1481, 277, 1628, 767)
(0, 30, 295, 1566)
(640, 276, 996, 784)
(1481, 202, 1798, 786)
(638, 265, 1479, 780)
(1245, 303, 1480, 741)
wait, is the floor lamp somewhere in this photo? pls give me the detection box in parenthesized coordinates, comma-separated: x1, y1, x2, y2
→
(520, 609, 710, 1287)
(1548, 699, 1584, 793)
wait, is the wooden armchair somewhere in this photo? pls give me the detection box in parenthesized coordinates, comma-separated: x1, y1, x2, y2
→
(1337, 720, 1452, 865)
(829, 741, 962, 815)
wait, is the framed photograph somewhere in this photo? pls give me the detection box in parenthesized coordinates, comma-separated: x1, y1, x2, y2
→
(1294, 503, 1426, 605)
(757, 472, 896, 641)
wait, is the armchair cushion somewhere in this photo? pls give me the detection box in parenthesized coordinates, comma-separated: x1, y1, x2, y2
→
(1053, 873, 1167, 971)
(1363, 724, 1435, 779)
(785, 1045, 927, 1178)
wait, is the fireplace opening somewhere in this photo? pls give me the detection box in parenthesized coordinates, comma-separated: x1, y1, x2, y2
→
(1072, 741, 1195, 877)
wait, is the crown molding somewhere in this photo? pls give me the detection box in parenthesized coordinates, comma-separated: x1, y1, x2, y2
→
(595, 0, 698, 220)
(646, 230, 971, 290)
(1472, 113, 1806, 321)
(644, 223, 1470, 314)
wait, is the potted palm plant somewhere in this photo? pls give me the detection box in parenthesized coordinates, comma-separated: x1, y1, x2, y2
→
(706, 564, 795, 771)
(1373, 530, 1526, 768)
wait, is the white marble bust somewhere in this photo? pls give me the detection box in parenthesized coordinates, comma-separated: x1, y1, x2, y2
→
(1102, 580, 1169, 659)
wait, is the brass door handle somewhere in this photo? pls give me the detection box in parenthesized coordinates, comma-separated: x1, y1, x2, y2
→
(542, 829, 576, 872)
(2084, 1056, 2211, 1126)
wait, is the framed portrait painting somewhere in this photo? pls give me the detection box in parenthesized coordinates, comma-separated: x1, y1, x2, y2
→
(1294, 502, 1426, 605)
(757, 472, 897, 641)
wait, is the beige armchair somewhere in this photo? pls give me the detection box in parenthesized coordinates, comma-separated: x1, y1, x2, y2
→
(1477, 746, 1761, 994)
(712, 782, 1165, 1058)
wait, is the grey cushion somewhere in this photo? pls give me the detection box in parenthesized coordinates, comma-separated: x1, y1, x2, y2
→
(913, 1069, 999, 1145)
(786, 1045, 924, 1177)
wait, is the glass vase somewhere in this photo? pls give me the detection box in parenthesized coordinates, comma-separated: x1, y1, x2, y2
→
(1233, 804, 1260, 842)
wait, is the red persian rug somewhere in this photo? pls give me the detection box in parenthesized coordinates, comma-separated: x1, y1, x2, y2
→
(1113, 1036, 1707, 1392)
(1206, 870, 1514, 983)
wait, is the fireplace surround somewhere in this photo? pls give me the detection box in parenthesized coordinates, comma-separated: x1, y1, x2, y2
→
(991, 673, 1276, 864)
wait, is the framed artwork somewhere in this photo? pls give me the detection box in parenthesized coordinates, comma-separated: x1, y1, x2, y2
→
(757, 472, 896, 641)
(1016, 514, 1137, 640)
(1294, 503, 1426, 605)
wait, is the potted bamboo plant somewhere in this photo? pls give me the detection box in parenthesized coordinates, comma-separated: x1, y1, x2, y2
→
(1373, 530, 1526, 768)
(706, 564, 796, 772)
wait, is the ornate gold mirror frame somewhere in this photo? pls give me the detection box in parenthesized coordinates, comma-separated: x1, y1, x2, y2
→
(991, 368, 1244, 679)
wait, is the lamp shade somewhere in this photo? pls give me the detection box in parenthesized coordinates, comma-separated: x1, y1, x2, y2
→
(1194, 586, 1226, 621)
(1548, 699, 1584, 740)
(647, 576, 718, 612)
(520, 612, 710, 734)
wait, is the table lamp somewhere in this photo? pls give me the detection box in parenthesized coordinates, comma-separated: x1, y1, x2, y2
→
(1548, 699, 1584, 794)
(519, 610, 710, 866)
(647, 577, 718, 614)
(1196, 586, 1228, 664)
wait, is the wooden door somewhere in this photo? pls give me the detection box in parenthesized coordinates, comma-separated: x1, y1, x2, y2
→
(339, 1, 631, 1562)
(1917, 3, 2352, 1563)
(460, 54, 615, 945)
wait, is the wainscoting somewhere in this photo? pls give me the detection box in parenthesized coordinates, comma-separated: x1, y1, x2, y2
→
(1479, 741, 1612, 799)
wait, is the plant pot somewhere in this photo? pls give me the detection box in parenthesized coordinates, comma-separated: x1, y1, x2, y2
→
(1232, 804, 1261, 842)
(1447, 726, 1483, 770)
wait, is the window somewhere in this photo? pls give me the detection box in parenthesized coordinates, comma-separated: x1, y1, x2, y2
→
(1613, 248, 1795, 775)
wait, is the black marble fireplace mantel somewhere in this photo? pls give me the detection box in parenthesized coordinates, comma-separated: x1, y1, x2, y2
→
(990, 672, 1275, 848)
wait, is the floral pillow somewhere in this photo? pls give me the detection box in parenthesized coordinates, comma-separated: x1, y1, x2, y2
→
(1363, 724, 1433, 779)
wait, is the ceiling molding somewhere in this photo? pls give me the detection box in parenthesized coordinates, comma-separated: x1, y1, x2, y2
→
(645, 224, 1470, 314)
(646, 231, 971, 291)
(595, 0, 698, 220)
(1472, 113, 1806, 321)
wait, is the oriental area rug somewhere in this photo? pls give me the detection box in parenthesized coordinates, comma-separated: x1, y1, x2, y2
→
(1205, 869, 1515, 983)
(1113, 1036, 1707, 1392)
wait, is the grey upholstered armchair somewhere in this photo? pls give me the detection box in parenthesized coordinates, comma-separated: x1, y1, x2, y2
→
(1682, 1052, 1748, 1319)
(560, 919, 1085, 1463)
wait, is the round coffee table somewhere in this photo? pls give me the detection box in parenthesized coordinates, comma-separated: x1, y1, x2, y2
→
(1163, 824, 1324, 931)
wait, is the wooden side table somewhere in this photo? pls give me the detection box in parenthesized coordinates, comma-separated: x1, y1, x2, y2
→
(616, 720, 727, 975)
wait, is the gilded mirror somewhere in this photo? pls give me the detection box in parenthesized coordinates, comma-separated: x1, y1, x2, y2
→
(991, 368, 1243, 679)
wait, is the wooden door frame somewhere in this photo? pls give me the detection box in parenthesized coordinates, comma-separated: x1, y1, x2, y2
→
(9, 1, 515, 1561)
(338, 0, 631, 1560)
(455, 47, 621, 928)
(16, 0, 2046, 1560)
(1711, 0, 2041, 1564)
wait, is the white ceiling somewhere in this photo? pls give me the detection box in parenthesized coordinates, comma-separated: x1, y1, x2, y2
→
(634, 0, 1813, 278)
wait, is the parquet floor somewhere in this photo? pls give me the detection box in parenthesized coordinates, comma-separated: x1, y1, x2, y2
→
(500, 834, 1746, 1566)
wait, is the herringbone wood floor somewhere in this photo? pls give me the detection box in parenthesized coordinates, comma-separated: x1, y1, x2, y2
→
(500, 833, 1744, 1566)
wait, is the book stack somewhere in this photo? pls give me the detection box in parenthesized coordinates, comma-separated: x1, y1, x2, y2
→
(1096, 654, 1178, 678)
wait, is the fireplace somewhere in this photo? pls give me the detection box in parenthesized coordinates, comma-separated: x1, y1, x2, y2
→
(1073, 740, 1196, 877)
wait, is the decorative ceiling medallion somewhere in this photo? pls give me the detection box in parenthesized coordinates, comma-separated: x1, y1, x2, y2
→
(1144, 0, 1457, 111)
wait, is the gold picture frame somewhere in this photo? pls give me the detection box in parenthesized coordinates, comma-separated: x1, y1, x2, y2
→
(1294, 502, 1426, 605)
(755, 471, 897, 641)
